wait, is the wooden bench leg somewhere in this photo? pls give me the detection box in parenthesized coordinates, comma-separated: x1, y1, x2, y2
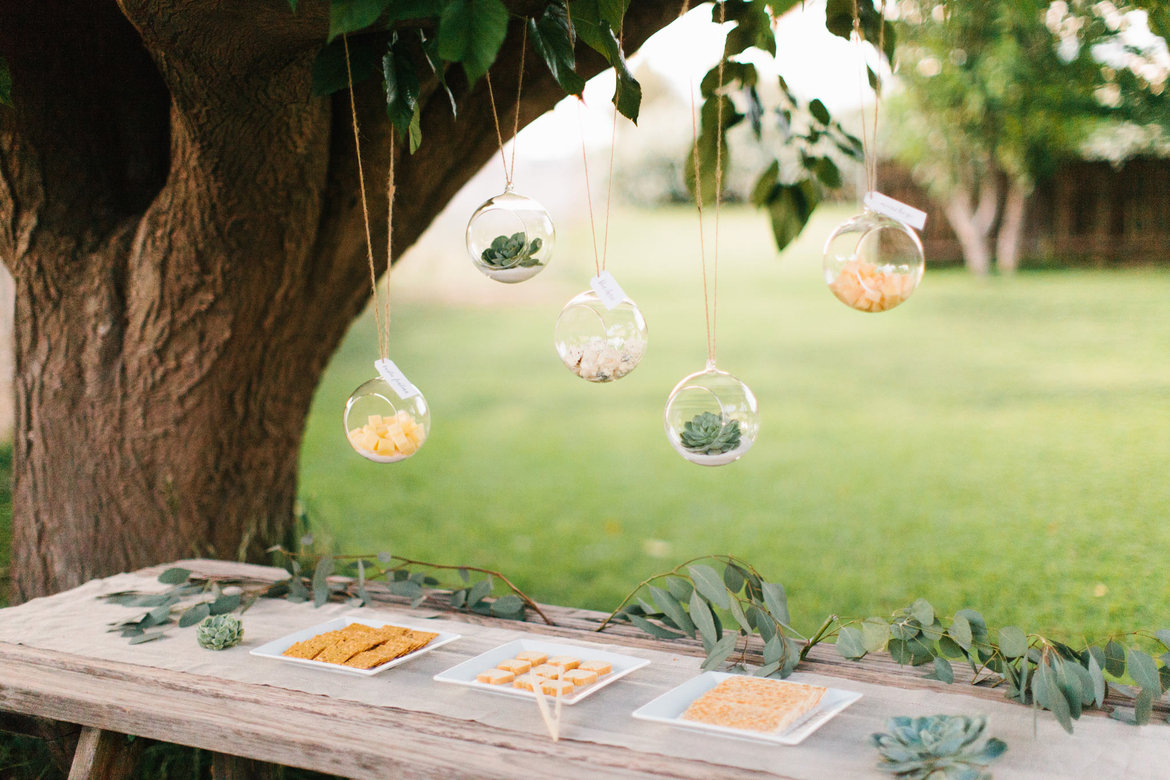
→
(67, 726, 141, 780)
(211, 752, 278, 780)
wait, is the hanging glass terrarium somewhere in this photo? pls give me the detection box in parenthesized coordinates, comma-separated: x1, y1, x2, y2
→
(466, 187, 556, 283)
(344, 367, 430, 463)
(823, 208, 924, 313)
(554, 289, 647, 383)
(664, 365, 759, 467)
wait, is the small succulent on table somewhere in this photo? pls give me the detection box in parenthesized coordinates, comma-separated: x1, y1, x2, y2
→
(481, 232, 543, 268)
(871, 715, 1007, 779)
(679, 411, 741, 455)
(196, 614, 244, 650)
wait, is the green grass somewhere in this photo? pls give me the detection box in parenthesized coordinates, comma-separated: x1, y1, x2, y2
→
(298, 204, 1170, 642)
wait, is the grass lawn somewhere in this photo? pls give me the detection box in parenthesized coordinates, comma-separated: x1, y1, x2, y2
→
(298, 204, 1170, 642)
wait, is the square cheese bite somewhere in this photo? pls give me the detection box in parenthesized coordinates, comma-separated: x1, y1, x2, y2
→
(530, 663, 562, 679)
(562, 669, 599, 687)
(578, 660, 611, 675)
(476, 669, 515, 685)
(515, 650, 548, 665)
(497, 658, 532, 674)
(538, 678, 575, 697)
(546, 655, 581, 671)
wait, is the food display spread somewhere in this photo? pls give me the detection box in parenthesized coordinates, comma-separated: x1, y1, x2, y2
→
(473, 651, 614, 694)
(281, 622, 438, 670)
(681, 676, 827, 734)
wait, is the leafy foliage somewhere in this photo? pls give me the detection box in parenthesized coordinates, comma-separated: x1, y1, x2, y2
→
(678, 411, 741, 455)
(480, 232, 544, 269)
(196, 614, 244, 650)
(871, 715, 1007, 779)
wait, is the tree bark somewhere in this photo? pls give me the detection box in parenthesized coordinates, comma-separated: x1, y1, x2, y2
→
(943, 175, 1000, 277)
(995, 177, 1029, 275)
(0, 0, 685, 600)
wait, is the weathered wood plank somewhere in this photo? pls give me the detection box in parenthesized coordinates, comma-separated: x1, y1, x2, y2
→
(0, 643, 779, 780)
(67, 726, 142, 780)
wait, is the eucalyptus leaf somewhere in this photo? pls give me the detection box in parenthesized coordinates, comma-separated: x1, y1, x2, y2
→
(938, 635, 966, 660)
(378, 551, 393, 564)
(179, 603, 211, 628)
(890, 620, 919, 641)
(209, 594, 241, 616)
(467, 577, 492, 606)
(129, 631, 167, 645)
(750, 606, 776, 643)
(388, 580, 423, 600)
(835, 626, 867, 659)
(689, 589, 719, 652)
(763, 635, 784, 666)
(888, 638, 912, 665)
(1155, 629, 1170, 650)
(1104, 640, 1127, 678)
(727, 597, 753, 634)
(998, 627, 1028, 659)
(490, 594, 525, 616)
(665, 576, 693, 602)
(700, 634, 740, 671)
(948, 615, 973, 649)
(450, 589, 466, 609)
(862, 618, 889, 654)
(1087, 653, 1106, 707)
(931, 656, 954, 684)
(754, 660, 781, 678)
(312, 555, 334, 607)
(760, 581, 790, 625)
(1127, 649, 1160, 694)
(1134, 688, 1154, 726)
(649, 585, 696, 637)
(1040, 660, 1074, 733)
(687, 564, 731, 610)
(629, 613, 685, 640)
(157, 567, 191, 585)
(722, 563, 746, 594)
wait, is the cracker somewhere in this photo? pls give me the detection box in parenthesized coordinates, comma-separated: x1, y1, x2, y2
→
(282, 630, 345, 660)
(343, 628, 438, 669)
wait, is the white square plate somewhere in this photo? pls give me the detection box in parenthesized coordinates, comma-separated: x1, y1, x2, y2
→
(433, 638, 649, 705)
(250, 615, 460, 677)
(631, 671, 862, 745)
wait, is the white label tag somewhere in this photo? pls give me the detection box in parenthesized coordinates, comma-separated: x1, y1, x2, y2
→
(864, 191, 928, 231)
(375, 359, 421, 399)
(590, 270, 628, 310)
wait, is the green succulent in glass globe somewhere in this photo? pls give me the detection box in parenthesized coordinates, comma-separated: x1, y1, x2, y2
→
(196, 614, 244, 651)
(679, 411, 742, 455)
(871, 715, 1007, 779)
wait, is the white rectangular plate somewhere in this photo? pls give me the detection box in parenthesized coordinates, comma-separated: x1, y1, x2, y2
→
(250, 615, 460, 677)
(433, 638, 649, 705)
(631, 671, 862, 745)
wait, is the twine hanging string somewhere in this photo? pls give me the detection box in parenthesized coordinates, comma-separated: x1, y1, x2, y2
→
(485, 24, 528, 188)
(851, 0, 888, 196)
(343, 35, 394, 362)
(687, 0, 728, 369)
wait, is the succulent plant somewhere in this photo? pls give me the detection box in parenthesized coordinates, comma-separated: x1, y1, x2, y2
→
(679, 411, 742, 455)
(196, 614, 244, 650)
(871, 715, 1007, 780)
(481, 232, 543, 268)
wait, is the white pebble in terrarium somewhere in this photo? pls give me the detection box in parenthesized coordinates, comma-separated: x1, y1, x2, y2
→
(823, 210, 924, 313)
(554, 290, 647, 383)
(466, 187, 556, 284)
(343, 377, 430, 462)
(664, 367, 759, 466)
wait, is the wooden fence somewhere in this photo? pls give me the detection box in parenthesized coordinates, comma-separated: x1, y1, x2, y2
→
(879, 156, 1170, 266)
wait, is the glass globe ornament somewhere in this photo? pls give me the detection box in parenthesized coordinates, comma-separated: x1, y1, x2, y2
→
(823, 209, 924, 313)
(343, 376, 430, 463)
(554, 290, 648, 383)
(664, 365, 760, 466)
(466, 186, 556, 284)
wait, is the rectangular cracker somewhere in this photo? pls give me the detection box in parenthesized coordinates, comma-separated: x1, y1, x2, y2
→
(282, 629, 346, 660)
(342, 628, 438, 669)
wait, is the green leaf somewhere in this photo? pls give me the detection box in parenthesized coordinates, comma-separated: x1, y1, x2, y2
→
(1087, 653, 1106, 708)
(861, 618, 889, 654)
(763, 635, 784, 665)
(722, 564, 745, 594)
(179, 603, 210, 628)
(1104, 640, 1127, 678)
(808, 98, 831, 125)
(1127, 649, 1160, 694)
(438, 0, 509, 85)
(649, 585, 696, 637)
(467, 577, 492, 607)
(764, 179, 820, 253)
(329, 0, 391, 42)
(312, 35, 383, 97)
(1134, 687, 1155, 726)
(750, 606, 776, 643)
(750, 159, 780, 208)
(528, 2, 585, 96)
(388, 579, 423, 600)
(688, 564, 731, 610)
(888, 638, 912, 665)
(629, 613, 685, 640)
(383, 0, 435, 23)
(157, 567, 191, 585)
(1053, 658, 1083, 719)
(938, 635, 966, 660)
(209, 594, 241, 616)
(948, 615, 973, 650)
(129, 631, 166, 645)
(931, 656, 954, 684)
(450, 589, 466, 609)
(998, 627, 1028, 659)
(665, 576, 693, 602)
(754, 660, 781, 677)
(490, 594, 524, 616)
(835, 626, 867, 659)
(288, 0, 299, 12)
(383, 36, 420, 139)
(889, 620, 919, 641)
(1038, 660, 1074, 734)
(1155, 629, 1170, 650)
(689, 589, 718, 652)
(760, 582, 789, 625)
(571, 5, 640, 120)
(312, 556, 334, 607)
(728, 597, 753, 634)
(909, 599, 934, 627)
(813, 156, 843, 189)
(700, 634, 739, 671)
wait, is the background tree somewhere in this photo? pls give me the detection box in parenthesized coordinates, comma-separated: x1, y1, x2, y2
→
(887, 0, 1169, 274)
(0, 0, 871, 600)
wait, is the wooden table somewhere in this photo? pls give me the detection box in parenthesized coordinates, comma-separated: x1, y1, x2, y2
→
(0, 560, 1165, 779)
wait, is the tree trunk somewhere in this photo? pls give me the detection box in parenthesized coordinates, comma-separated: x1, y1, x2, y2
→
(943, 176, 1000, 276)
(0, 0, 684, 600)
(995, 178, 1029, 275)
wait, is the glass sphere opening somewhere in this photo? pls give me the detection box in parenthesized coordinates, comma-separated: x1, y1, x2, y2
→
(343, 377, 430, 463)
(823, 210, 924, 313)
(554, 290, 648, 383)
(664, 367, 759, 466)
(466, 190, 556, 284)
